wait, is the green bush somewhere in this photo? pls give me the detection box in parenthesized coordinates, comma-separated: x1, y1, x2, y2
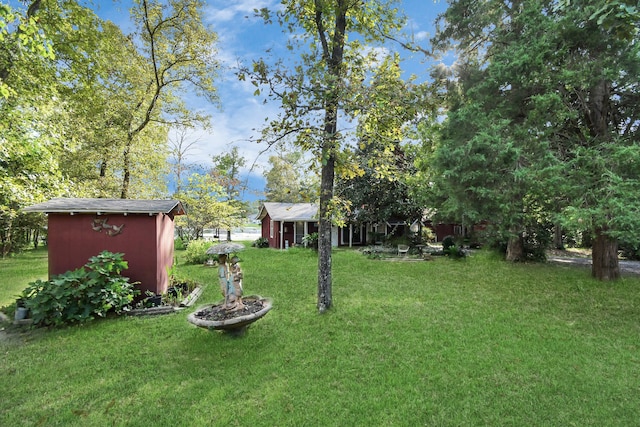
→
(174, 237, 186, 250)
(252, 237, 269, 248)
(183, 239, 212, 264)
(442, 235, 456, 251)
(20, 251, 139, 327)
(301, 232, 319, 250)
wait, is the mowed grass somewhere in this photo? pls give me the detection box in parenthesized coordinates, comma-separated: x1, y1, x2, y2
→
(1, 246, 640, 426)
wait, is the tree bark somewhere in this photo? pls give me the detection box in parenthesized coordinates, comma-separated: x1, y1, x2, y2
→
(317, 149, 334, 313)
(592, 228, 619, 280)
(120, 142, 131, 199)
(553, 223, 564, 250)
(506, 232, 524, 262)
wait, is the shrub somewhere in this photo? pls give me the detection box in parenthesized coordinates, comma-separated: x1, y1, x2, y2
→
(20, 251, 139, 327)
(174, 237, 186, 250)
(442, 235, 456, 251)
(301, 232, 319, 250)
(446, 245, 466, 259)
(619, 241, 640, 261)
(183, 239, 212, 264)
(252, 237, 269, 248)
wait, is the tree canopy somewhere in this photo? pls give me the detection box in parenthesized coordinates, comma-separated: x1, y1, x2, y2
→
(425, 0, 640, 278)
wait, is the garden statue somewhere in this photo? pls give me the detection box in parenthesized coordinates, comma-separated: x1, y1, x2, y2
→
(189, 242, 271, 336)
(230, 256, 244, 308)
(217, 254, 244, 311)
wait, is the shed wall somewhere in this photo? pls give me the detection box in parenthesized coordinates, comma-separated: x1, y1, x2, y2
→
(47, 213, 174, 295)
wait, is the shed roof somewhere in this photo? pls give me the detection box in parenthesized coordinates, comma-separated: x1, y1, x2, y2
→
(23, 198, 186, 215)
(257, 202, 318, 221)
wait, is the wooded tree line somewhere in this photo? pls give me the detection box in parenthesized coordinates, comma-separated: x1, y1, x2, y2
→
(1, 0, 638, 311)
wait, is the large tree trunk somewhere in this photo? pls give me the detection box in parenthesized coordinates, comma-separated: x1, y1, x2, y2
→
(505, 228, 524, 262)
(553, 223, 564, 250)
(317, 148, 335, 313)
(592, 228, 619, 280)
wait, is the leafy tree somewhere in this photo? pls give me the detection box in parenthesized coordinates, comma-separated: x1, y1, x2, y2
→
(0, 1, 55, 98)
(118, 0, 220, 198)
(337, 55, 424, 232)
(175, 173, 240, 241)
(429, 0, 640, 278)
(426, 0, 561, 261)
(549, 1, 640, 279)
(264, 149, 318, 203)
(211, 147, 248, 240)
(0, 0, 74, 256)
(56, 16, 169, 199)
(246, 0, 407, 312)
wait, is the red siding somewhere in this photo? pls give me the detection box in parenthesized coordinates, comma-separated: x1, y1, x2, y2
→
(47, 213, 175, 295)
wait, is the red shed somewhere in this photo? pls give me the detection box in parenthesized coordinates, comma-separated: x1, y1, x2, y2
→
(24, 198, 185, 296)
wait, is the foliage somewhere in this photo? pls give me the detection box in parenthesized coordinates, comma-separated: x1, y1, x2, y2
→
(116, 0, 219, 198)
(182, 239, 212, 265)
(19, 251, 138, 327)
(427, 0, 640, 277)
(174, 237, 186, 251)
(210, 147, 249, 239)
(252, 236, 269, 248)
(336, 57, 424, 227)
(174, 172, 240, 241)
(301, 232, 319, 250)
(264, 149, 318, 203)
(0, 0, 222, 255)
(442, 235, 456, 252)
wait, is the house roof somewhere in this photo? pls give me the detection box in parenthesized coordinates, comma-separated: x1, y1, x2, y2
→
(23, 198, 186, 215)
(256, 202, 318, 221)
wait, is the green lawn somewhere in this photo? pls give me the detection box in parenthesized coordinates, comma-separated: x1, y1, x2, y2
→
(2, 246, 640, 426)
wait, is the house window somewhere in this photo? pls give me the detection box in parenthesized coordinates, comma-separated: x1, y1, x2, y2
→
(270, 220, 274, 238)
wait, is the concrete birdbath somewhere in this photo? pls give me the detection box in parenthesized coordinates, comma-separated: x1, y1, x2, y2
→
(187, 295, 272, 336)
(189, 242, 272, 336)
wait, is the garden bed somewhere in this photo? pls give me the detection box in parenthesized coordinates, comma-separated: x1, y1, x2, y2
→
(127, 284, 204, 316)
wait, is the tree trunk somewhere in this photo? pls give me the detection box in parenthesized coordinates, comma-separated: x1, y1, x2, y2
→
(505, 230, 524, 262)
(592, 228, 619, 280)
(120, 141, 131, 199)
(553, 223, 564, 250)
(317, 147, 335, 313)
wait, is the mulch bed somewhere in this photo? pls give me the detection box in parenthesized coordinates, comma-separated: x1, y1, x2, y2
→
(193, 299, 265, 322)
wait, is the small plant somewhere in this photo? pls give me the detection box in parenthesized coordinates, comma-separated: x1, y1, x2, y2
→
(446, 245, 466, 259)
(301, 232, 319, 250)
(252, 237, 269, 248)
(183, 239, 211, 264)
(174, 237, 186, 250)
(442, 235, 456, 252)
(20, 251, 139, 327)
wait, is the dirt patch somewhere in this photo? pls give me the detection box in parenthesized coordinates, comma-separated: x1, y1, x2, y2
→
(546, 248, 592, 258)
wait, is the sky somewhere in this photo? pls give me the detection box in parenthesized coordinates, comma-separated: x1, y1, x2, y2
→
(42, 0, 451, 200)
